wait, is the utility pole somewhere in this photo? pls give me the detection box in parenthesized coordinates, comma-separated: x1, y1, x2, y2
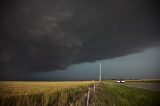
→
(99, 62, 101, 82)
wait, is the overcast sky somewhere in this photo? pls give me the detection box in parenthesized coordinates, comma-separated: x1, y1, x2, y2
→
(0, 0, 160, 80)
(29, 47, 160, 80)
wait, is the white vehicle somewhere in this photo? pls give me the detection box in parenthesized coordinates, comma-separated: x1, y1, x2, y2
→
(116, 79, 125, 83)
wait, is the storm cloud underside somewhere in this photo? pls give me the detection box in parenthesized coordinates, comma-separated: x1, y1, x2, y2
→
(0, 0, 160, 79)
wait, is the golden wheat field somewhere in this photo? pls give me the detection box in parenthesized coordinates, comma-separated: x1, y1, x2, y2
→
(0, 80, 160, 106)
(0, 81, 94, 106)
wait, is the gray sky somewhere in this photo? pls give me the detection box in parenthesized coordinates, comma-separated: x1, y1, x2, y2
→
(30, 47, 160, 80)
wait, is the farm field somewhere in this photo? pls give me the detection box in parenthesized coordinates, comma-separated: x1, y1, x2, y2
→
(0, 80, 160, 106)
(0, 81, 94, 106)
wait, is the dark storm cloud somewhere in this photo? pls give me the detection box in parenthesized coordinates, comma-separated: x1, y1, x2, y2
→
(0, 0, 160, 79)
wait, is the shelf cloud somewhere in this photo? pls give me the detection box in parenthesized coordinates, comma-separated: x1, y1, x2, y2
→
(0, 0, 160, 79)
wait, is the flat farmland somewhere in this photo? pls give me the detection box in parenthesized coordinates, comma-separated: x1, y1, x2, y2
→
(0, 80, 160, 106)
(0, 81, 93, 95)
(0, 81, 94, 106)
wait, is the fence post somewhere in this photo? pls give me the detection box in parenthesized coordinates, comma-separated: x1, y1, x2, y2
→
(87, 88, 90, 106)
(94, 82, 96, 92)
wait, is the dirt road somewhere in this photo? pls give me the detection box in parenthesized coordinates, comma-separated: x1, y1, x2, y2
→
(125, 82, 160, 90)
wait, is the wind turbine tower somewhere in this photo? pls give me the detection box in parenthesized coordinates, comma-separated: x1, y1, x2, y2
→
(99, 62, 102, 82)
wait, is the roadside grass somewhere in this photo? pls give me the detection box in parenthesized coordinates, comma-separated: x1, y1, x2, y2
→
(95, 81, 160, 106)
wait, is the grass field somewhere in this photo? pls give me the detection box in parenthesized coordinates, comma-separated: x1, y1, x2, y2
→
(0, 80, 160, 106)
(0, 81, 94, 106)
